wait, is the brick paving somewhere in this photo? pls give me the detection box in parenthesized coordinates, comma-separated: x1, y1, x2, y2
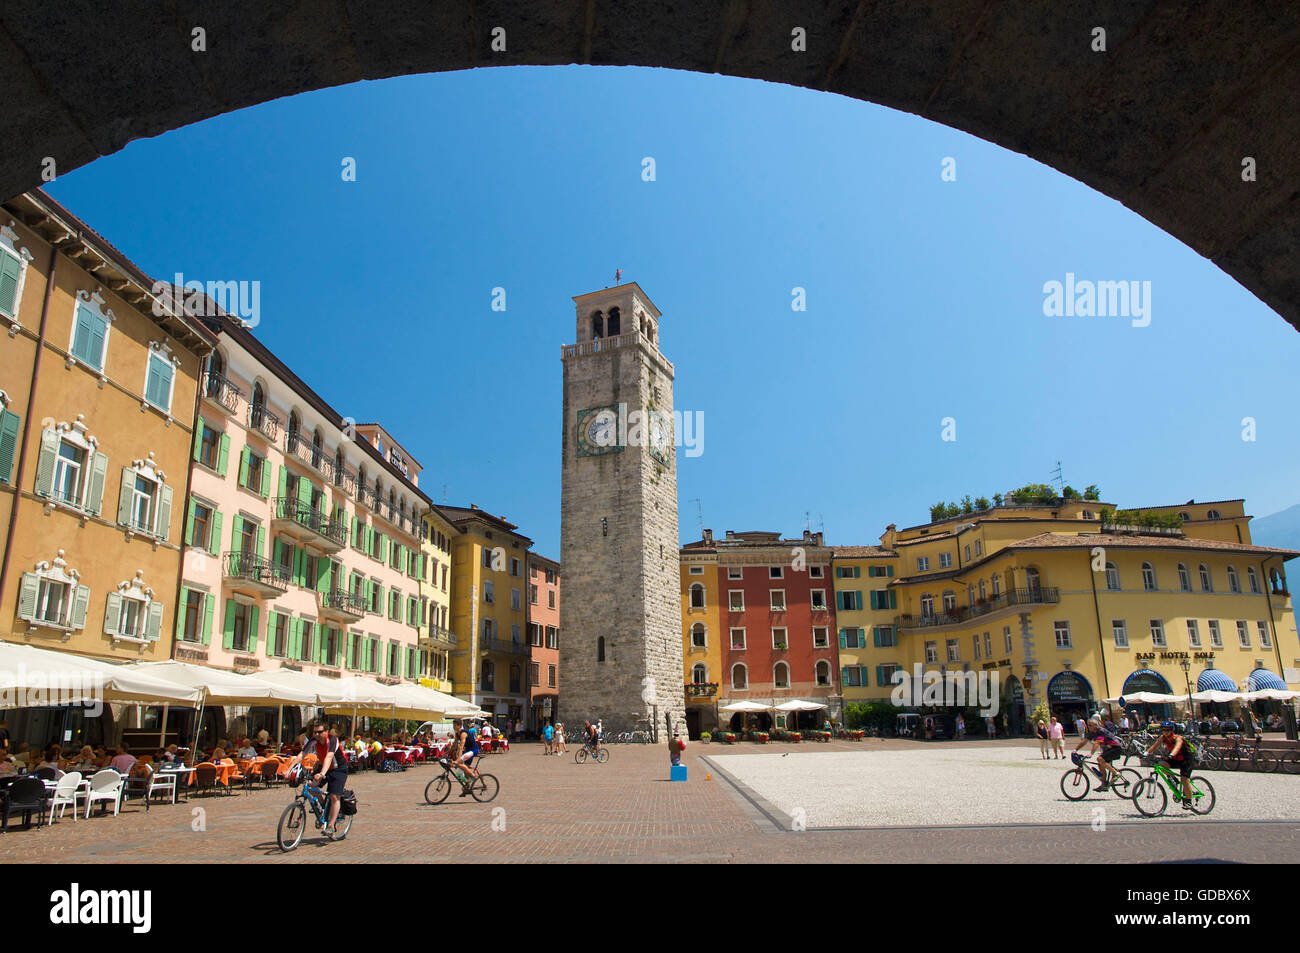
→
(1, 739, 1295, 863)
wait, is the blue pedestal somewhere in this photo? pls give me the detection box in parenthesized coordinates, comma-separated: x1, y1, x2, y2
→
(670, 764, 688, 782)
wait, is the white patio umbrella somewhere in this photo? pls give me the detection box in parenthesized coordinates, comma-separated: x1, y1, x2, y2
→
(1241, 689, 1300, 701)
(774, 699, 828, 712)
(718, 700, 772, 712)
(0, 642, 202, 706)
(1191, 689, 1244, 704)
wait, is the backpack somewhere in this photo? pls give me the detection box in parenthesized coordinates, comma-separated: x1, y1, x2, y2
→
(339, 789, 358, 815)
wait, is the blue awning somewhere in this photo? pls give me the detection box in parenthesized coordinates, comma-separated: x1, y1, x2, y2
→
(1196, 669, 1238, 692)
(1122, 669, 1172, 694)
(1246, 669, 1287, 691)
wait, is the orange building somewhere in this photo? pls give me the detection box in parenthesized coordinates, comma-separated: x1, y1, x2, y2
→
(526, 553, 560, 733)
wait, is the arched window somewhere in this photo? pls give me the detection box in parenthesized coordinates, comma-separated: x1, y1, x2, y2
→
(967, 585, 975, 607)
(591, 310, 604, 339)
(334, 446, 344, 485)
(312, 428, 323, 468)
(1227, 566, 1240, 593)
(287, 411, 300, 451)
(773, 662, 790, 689)
(206, 350, 225, 398)
(251, 382, 266, 427)
(731, 663, 747, 690)
(1141, 562, 1156, 591)
(1178, 564, 1191, 591)
(692, 663, 708, 684)
(1248, 567, 1261, 594)
(596, 636, 606, 662)
(690, 622, 706, 648)
(1199, 564, 1213, 592)
(1207, 509, 1221, 520)
(920, 593, 934, 617)
(607, 306, 621, 336)
(815, 660, 831, 687)
(941, 590, 956, 613)
(1269, 568, 1287, 594)
(1105, 562, 1120, 591)
(1178, 511, 1190, 522)
(689, 582, 705, 608)
(978, 579, 986, 601)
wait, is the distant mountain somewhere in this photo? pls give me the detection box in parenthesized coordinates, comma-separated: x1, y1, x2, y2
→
(1251, 503, 1300, 552)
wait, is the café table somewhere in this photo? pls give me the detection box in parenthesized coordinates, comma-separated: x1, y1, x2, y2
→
(156, 766, 193, 801)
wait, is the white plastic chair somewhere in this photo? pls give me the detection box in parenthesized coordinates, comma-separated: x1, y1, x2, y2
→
(144, 764, 176, 806)
(84, 769, 124, 818)
(49, 771, 85, 823)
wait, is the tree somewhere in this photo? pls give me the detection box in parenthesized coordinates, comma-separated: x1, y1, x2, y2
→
(1083, 484, 1100, 501)
(945, 502, 962, 518)
(1062, 485, 1079, 500)
(974, 496, 990, 511)
(929, 502, 947, 522)
(1029, 699, 1051, 727)
(961, 494, 974, 514)
(992, 493, 1003, 507)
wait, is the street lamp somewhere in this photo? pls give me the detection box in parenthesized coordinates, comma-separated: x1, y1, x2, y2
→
(1179, 658, 1193, 725)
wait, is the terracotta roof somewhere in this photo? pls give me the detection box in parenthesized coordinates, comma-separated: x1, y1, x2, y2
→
(893, 532, 956, 546)
(831, 546, 898, 558)
(1127, 499, 1244, 512)
(437, 504, 531, 542)
(1006, 532, 1298, 559)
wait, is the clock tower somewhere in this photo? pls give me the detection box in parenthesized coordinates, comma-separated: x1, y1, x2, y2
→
(559, 282, 684, 736)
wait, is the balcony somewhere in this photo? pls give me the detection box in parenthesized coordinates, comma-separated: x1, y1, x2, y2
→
(201, 372, 242, 417)
(318, 588, 366, 624)
(355, 483, 378, 511)
(247, 405, 281, 444)
(421, 626, 458, 649)
(285, 430, 335, 482)
(371, 498, 414, 536)
(894, 586, 1060, 632)
(333, 463, 358, 498)
(480, 635, 529, 656)
(686, 682, 719, 699)
(223, 552, 289, 599)
(271, 497, 346, 552)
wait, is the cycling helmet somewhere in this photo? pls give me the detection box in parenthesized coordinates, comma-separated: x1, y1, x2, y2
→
(287, 763, 304, 788)
(1070, 752, 1084, 766)
(1160, 721, 1176, 730)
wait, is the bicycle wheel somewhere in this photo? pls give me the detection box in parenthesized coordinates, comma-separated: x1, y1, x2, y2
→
(1186, 775, 1216, 815)
(1112, 767, 1142, 798)
(575, 748, 588, 764)
(424, 775, 451, 804)
(1283, 751, 1300, 775)
(332, 812, 353, 840)
(1221, 749, 1241, 771)
(1132, 778, 1167, 817)
(1060, 768, 1090, 801)
(596, 748, 609, 763)
(277, 802, 307, 852)
(470, 773, 499, 802)
(1254, 751, 1278, 773)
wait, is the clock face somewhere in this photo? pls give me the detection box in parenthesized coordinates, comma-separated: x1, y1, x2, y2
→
(648, 410, 672, 466)
(576, 406, 622, 457)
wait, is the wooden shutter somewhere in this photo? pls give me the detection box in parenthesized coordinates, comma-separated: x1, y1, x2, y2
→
(0, 248, 22, 316)
(260, 461, 271, 497)
(155, 484, 173, 539)
(316, 558, 330, 594)
(85, 451, 108, 515)
(145, 601, 164, 641)
(288, 617, 301, 659)
(208, 510, 223, 557)
(0, 409, 20, 483)
(217, 433, 230, 476)
(876, 666, 885, 687)
(838, 628, 847, 649)
(71, 585, 90, 629)
(192, 419, 205, 462)
(33, 428, 59, 497)
(202, 594, 214, 646)
(175, 588, 190, 640)
(255, 524, 265, 559)
(248, 605, 260, 653)
(103, 592, 122, 637)
(238, 447, 250, 488)
(277, 464, 288, 500)
(223, 599, 236, 649)
(17, 573, 39, 620)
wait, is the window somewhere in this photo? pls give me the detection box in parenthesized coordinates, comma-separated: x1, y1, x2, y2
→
(978, 580, 986, 601)
(528, 623, 542, 647)
(245, 451, 265, 496)
(1227, 566, 1240, 593)
(547, 590, 556, 610)
(510, 557, 521, 576)
(271, 613, 289, 657)
(511, 588, 521, 611)
(815, 660, 831, 686)
(730, 628, 746, 650)
(229, 602, 252, 653)
(482, 618, 493, 641)
(939, 552, 952, 568)
(991, 573, 1000, 597)
(691, 623, 706, 648)
(529, 584, 538, 605)
(546, 626, 557, 649)
(1248, 567, 1261, 594)
(920, 593, 934, 617)
(70, 298, 111, 371)
(1236, 621, 1250, 648)
(0, 242, 28, 321)
(689, 583, 705, 608)
(728, 590, 744, 611)
(812, 626, 828, 648)
(941, 591, 956, 613)
(129, 474, 156, 533)
(1178, 564, 1191, 592)
(843, 667, 862, 687)
(771, 628, 787, 648)
(835, 566, 860, 579)
(946, 639, 960, 662)
(810, 589, 827, 609)
(838, 590, 862, 611)
(731, 664, 748, 690)
(484, 581, 494, 604)
(1258, 621, 1271, 649)
(190, 502, 212, 551)
(1208, 620, 1222, 648)
(983, 632, 992, 657)
(688, 566, 702, 575)
(529, 661, 540, 687)
(144, 347, 176, 413)
(880, 663, 899, 686)
(1004, 626, 1013, 653)
(973, 636, 981, 660)
(728, 567, 742, 580)
(925, 641, 938, 663)
(975, 540, 983, 557)
(1142, 562, 1157, 591)
(875, 627, 897, 648)
(770, 590, 786, 610)
(917, 556, 930, 572)
(1186, 619, 1200, 648)
(773, 662, 790, 688)
(596, 636, 605, 662)
(809, 566, 824, 578)
(1150, 620, 1165, 648)
(770, 566, 783, 579)
(180, 589, 205, 643)
(964, 545, 971, 562)
(480, 659, 495, 691)
(300, 621, 314, 662)
(1054, 620, 1072, 648)
(1105, 562, 1120, 591)
(842, 628, 863, 650)
(509, 663, 522, 694)
(1207, 509, 1221, 519)
(871, 590, 897, 611)
(482, 548, 492, 568)
(1199, 564, 1213, 592)
(548, 664, 556, 688)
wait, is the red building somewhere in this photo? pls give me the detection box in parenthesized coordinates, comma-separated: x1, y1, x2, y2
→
(526, 553, 560, 734)
(711, 530, 839, 730)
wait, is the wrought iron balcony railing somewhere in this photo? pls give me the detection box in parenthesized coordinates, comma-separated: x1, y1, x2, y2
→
(202, 371, 242, 414)
(894, 586, 1060, 630)
(223, 551, 289, 594)
(320, 588, 367, 616)
(248, 404, 281, 442)
(273, 497, 347, 546)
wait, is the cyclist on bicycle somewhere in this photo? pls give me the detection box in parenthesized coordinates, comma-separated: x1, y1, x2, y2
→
(452, 719, 481, 793)
(1145, 721, 1196, 808)
(288, 720, 347, 838)
(1073, 716, 1123, 790)
(584, 721, 600, 758)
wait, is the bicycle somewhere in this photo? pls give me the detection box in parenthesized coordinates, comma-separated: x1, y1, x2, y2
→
(1219, 734, 1277, 773)
(423, 757, 499, 804)
(276, 767, 352, 852)
(1060, 752, 1141, 801)
(1132, 757, 1216, 817)
(575, 742, 609, 764)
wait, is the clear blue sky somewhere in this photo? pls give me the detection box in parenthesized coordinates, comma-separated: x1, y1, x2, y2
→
(46, 65, 1300, 557)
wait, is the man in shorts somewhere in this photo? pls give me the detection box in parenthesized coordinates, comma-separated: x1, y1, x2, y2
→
(288, 720, 348, 838)
(1145, 721, 1197, 807)
(1074, 716, 1124, 790)
(542, 720, 554, 755)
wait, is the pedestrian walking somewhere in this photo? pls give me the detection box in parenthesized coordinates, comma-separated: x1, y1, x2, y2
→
(1074, 715, 1086, 738)
(554, 720, 567, 755)
(1036, 720, 1049, 758)
(542, 720, 554, 755)
(955, 713, 965, 739)
(1048, 716, 1065, 758)
(985, 715, 996, 739)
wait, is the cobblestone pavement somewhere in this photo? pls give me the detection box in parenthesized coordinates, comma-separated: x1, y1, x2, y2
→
(0, 739, 1295, 863)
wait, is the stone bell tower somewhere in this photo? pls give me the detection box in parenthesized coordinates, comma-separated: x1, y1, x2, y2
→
(558, 282, 684, 736)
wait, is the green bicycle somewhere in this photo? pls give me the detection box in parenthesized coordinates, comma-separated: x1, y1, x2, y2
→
(1131, 758, 1216, 817)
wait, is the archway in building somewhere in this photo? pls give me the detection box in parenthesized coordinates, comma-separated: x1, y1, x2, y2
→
(1121, 669, 1175, 722)
(2, 5, 1299, 331)
(1002, 675, 1025, 737)
(1047, 671, 1096, 730)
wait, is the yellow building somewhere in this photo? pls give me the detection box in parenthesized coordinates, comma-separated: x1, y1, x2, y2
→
(681, 532, 723, 736)
(829, 546, 901, 704)
(848, 497, 1297, 733)
(441, 504, 532, 726)
(417, 507, 458, 693)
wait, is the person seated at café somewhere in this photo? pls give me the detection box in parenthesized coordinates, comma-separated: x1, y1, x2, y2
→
(69, 745, 98, 772)
(210, 746, 228, 762)
(0, 753, 16, 776)
(109, 744, 137, 774)
(35, 745, 64, 775)
(255, 727, 270, 745)
(238, 738, 258, 759)
(160, 744, 181, 764)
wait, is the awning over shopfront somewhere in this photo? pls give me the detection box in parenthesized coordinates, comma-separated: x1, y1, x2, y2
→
(0, 642, 203, 706)
(1246, 669, 1288, 692)
(1196, 669, 1238, 693)
(1121, 669, 1173, 696)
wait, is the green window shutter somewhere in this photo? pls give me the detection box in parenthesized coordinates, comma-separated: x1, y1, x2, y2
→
(0, 248, 22, 316)
(297, 477, 312, 506)
(238, 447, 250, 488)
(34, 428, 59, 497)
(854, 566, 861, 578)
(873, 627, 881, 648)
(184, 500, 197, 547)
(0, 409, 21, 484)
(223, 599, 237, 649)
(208, 510, 223, 557)
(248, 605, 261, 653)
(202, 594, 214, 645)
(838, 629, 847, 649)
(840, 667, 849, 686)
(889, 591, 897, 610)
(192, 419, 205, 463)
(217, 433, 230, 476)
(379, 534, 388, 562)
(103, 592, 122, 637)
(887, 566, 894, 577)
(71, 586, 90, 629)
(316, 558, 330, 594)
(261, 460, 271, 497)
(855, 591, 863, 611)
(289, 617, 301, 659)
(84, 452, 108, 515)
(175, 588, 190, 640)
(17, 572, 40, 620)
(254, 524, 264, 559)
(154, 484, 173, 540)
(876, 666, 885, 687)
(292, 547, 304, 587)
(277, 465, 288, 500)
(116, 467, 136, 526)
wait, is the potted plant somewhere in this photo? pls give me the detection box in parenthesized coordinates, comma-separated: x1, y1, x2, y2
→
(722, 732, 737, 744)
(788, 731, 802, 743)
(700, 731, 712, 744)
(755, 732, 769, 743)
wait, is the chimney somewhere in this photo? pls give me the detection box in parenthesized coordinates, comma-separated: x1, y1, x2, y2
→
(702, 529, 713, 544)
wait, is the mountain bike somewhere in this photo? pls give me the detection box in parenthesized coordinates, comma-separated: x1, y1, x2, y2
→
(423, 757, 499, 804)
(575, 743, 609, 764)
(1219, 734, 1277, 772)
(1060, 752, 1141, 801)
(276, 773, 352, 852)
(1132, 758, 1216, 817)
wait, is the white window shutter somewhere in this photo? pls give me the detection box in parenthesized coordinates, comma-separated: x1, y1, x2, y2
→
(104, 592, 123, 636)
(70, 585, 91, 629)
(155, 483, 173, 539)
(17, 572, 39, 620)
(86, 451, 109, 515)
(34, 429, 59, 498)
(117, 467, 134, 525)
(145, 601, 164, 641)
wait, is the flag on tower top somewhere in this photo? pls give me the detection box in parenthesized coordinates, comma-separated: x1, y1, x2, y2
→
(615, 269, 622, 284)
